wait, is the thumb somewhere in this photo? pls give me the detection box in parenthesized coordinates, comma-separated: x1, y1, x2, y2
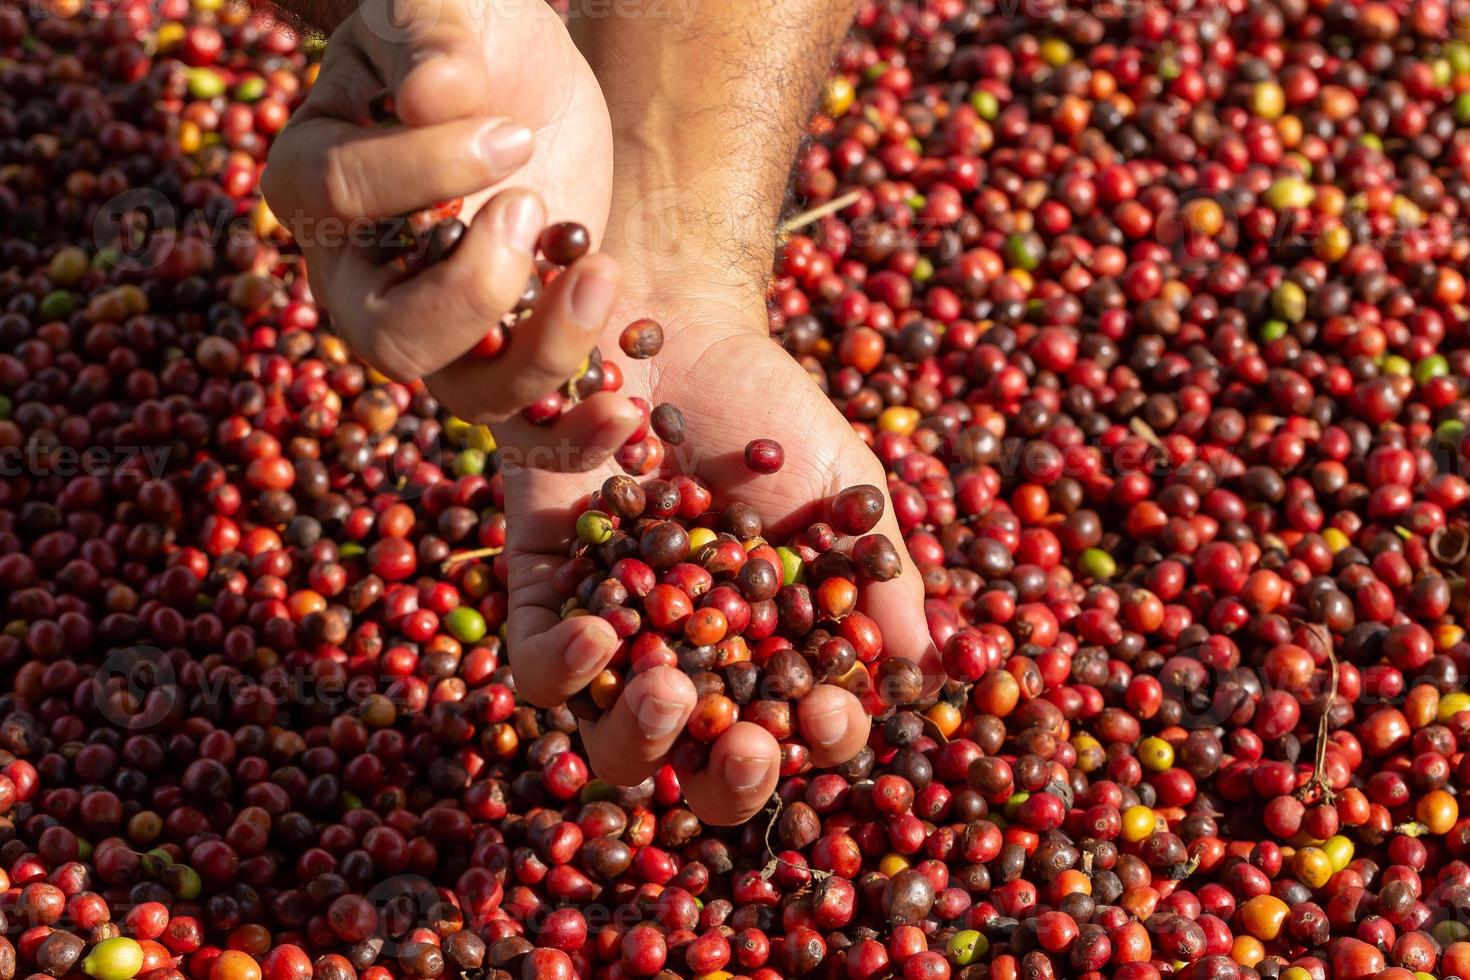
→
(353, 0, 491, 125)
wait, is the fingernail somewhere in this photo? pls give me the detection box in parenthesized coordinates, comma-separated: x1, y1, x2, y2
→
(805, 705, 848, 748)
(571, 269, 618, 328)
(724, 755, 770, 793)
(499, 193, 543, 256)
(564, 623, 610, 675)
(630, 689, 686, 740)
(477, 120, 533, 166)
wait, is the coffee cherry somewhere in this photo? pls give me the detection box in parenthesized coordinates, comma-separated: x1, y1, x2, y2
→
(619, 319, 665, 359)
(537, 222, 591, 265)
(744, 439, 785, 474)
(830, 485, 884, 535)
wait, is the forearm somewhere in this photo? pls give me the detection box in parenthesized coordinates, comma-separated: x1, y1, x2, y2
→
(571, 0, 859, 299)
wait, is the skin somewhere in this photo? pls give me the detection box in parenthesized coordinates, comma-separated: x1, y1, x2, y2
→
(494, 0, 941, 826)
(265, 0, 940, 826)
(261, 0, 631, 439)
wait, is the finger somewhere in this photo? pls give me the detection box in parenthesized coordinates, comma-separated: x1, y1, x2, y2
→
(351, 0, 491, 126)
(506, 611, 619, 709)
(859, 503, 946, 697)
(583, 666, 695, 788)
(488, 393, 644, 476)
(328, 189, 545, 381)
(501, 468, 598, 557)
(797, 684, 871, 768)
(265, 115, 532, 222)
(423, 252, 621, 422)
(679, 722, 781, 827)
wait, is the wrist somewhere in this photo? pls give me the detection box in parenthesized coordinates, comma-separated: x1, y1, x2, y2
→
(600, 119, 783, 311)
(601, 280, 770, 354)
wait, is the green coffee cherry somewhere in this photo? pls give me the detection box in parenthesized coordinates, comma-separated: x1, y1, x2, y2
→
(947, 930, 989, 965)
(1260, 319, 1289, 342)
(1004, 232, 1043, 272)
(83, 938, 144, 980)
(1271, 281, 1307, 323)
(445, 606, 487, 644)
(576, 510, 615, 545)
(163, 863, 201, 900)
(970, 89, 999, 119)
(187, 68, 226, 100)
(1080, 548, 1117, 580)
(233, 76, 267, 102)
(454, 448, 486, 476)
(1456, 91, 1470, 124)
(40, 290, 75, 320)
(776, 547, 804, 586)
(1414, 354, 1450, 385)
(1264, 177, 1314, 211)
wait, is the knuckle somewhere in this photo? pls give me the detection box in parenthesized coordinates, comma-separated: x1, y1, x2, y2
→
(454, 252, 525, 327)
(259, 160, 287, 211)
(503, 341, 583, 411)
(586, 743, 647, 790)
(360, 325, 423, 382)
(505, 651, 558, 708)
(321, 143, 369, 218)
(502, 373, 560, 417)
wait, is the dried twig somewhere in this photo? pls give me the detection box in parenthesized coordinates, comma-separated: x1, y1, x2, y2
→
(1296, 622, 1339, 804)
(777, 190, 864, 239)
(440, 546, 504, 572)
(1129, 417, 1165, 449)
(758, 795, 831, 882)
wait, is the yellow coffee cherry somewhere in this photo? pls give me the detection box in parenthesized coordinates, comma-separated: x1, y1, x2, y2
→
(1232, 935, 1265, 966)
(1417, 788, 1459, 835)
(1240, 895, 1290, 940)
(1323, 835, 1354, 873)
(878, 853, 910, 877)
(1251, 81, 1285, 119)
(687, 527, 718, 558)
(1072, 734, 1104, 773)
(878, 406, 921, 436)
(1438, 690, 1470, 721)
(1138, 736, 1174, 772)
(824, 76, 855, 117)
(1293, 846, 1333, 889)
(1122, 805, 1159, 843)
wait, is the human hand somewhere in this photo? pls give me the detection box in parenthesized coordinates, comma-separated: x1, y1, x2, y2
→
(262, 0, 617, 423)
(493, 287, 941, 826)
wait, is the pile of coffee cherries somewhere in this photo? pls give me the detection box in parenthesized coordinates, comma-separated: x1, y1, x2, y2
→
(4, 0, 1470, 977)
(561, 476, 917, 752)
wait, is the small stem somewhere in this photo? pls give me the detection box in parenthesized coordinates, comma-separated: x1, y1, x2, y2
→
(440, 546, 504, 572)
(1129, 417, 1165, 449)
(758, 795, 830, 882)
(776, 190, 863, 239)
(1296, 623, 1339, 805)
